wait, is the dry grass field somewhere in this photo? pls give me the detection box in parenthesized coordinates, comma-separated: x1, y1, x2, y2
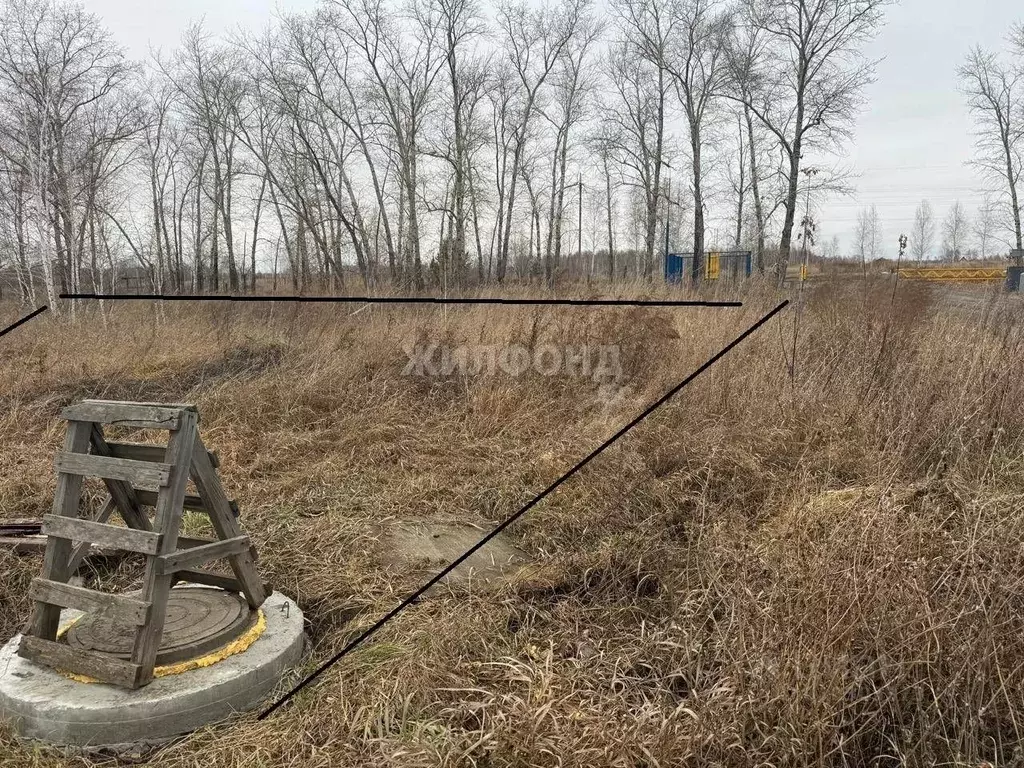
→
(0, 279, 1022, 767)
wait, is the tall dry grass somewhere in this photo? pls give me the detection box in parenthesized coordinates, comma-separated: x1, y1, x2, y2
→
(0, 279, 1022, 767)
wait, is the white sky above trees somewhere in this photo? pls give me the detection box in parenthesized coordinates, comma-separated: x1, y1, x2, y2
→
(85, 0, 1022, 260)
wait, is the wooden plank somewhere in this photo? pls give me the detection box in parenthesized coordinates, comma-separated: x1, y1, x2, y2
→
(177, 536, 216, 549)
(28, 578, 151, 625)
(43, 515, 163, 555)
(155, 536, 250, 574)
(18, 636, 143, 689)
(0, 520, 42, 535)
(71, 399, 196, 409)
(31, 420, 92, 641)
(189, 435, 267, 609)
(61, 401, 187, 430)
(175, 536, 254, 557)
(106, 441, 220, 469)
(135, 491, 237, 518)
(90, 426, 152, 533)
(171, 568, 272, 596)
(104, 442, 167, 462)
(131, 409, 198, 685)
(134, 489, 207, 511)
(67, 497, 115, 574)
(90, 400, 197, 411)
(55, 453, 171, 492)
(0, 535, 47, 553)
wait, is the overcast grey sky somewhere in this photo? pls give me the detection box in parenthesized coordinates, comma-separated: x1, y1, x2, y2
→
(822, 0, 1021, 257)
(85, 0, 1022, 259)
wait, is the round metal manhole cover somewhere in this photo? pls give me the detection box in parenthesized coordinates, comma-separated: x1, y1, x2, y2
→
(62, 587, 256, 666)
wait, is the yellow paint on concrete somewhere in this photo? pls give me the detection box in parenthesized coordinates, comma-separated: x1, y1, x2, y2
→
(54, 610, 266, 684)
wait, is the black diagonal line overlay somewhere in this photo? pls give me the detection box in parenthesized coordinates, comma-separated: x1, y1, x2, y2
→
(0, 306, 48, 339)
(60, 293, 741, 308)
(258, 299, 789, 719)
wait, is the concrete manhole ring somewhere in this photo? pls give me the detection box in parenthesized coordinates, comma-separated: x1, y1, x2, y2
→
(61, 587, 255, 666)
(1, 591, 305, 747)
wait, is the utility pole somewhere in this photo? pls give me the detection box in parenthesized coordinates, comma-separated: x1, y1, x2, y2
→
(799, 167, 819, 281)
(790, 166, 820, 381)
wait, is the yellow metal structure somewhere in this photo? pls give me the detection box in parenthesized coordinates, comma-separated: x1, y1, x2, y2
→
(706, 251, 720, 279)
(800, 264, 808, 281)
(897, 267, 1006, 282)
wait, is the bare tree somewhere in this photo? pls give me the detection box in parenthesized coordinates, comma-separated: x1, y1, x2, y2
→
(518, 151, 545, 277)
(540, 4, 600, 284)
(608, 0, 675, 279)
(0, 165, 34, 302)
(493, 0, 587, 282)
(225, 34, 306, 289)
(333, 0, 445, 288)
(737, 0, 888, 283)
(294, 4, 405, 282)
(725, 112, 747, 248)
(430, 0, 487, 282)
(666, 0, 731, 275)
(854, 204, 881, 266)
(0, 0, 139, 310)
(910, 199, 935, 261)
(140, 77, 184, 291)
(0, 0, 900, 297)
(959, 46, 1023, 261)
(487, 64, 517, 279)
(259, 12, 378, 286)
(589, 121, 621, 280)
(164, 25, 248, 291)
(725, 21, 776, 272)
(974, 195, 997, 260)
(942, 201, 970, 261)
(822, 233, 840, 259)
